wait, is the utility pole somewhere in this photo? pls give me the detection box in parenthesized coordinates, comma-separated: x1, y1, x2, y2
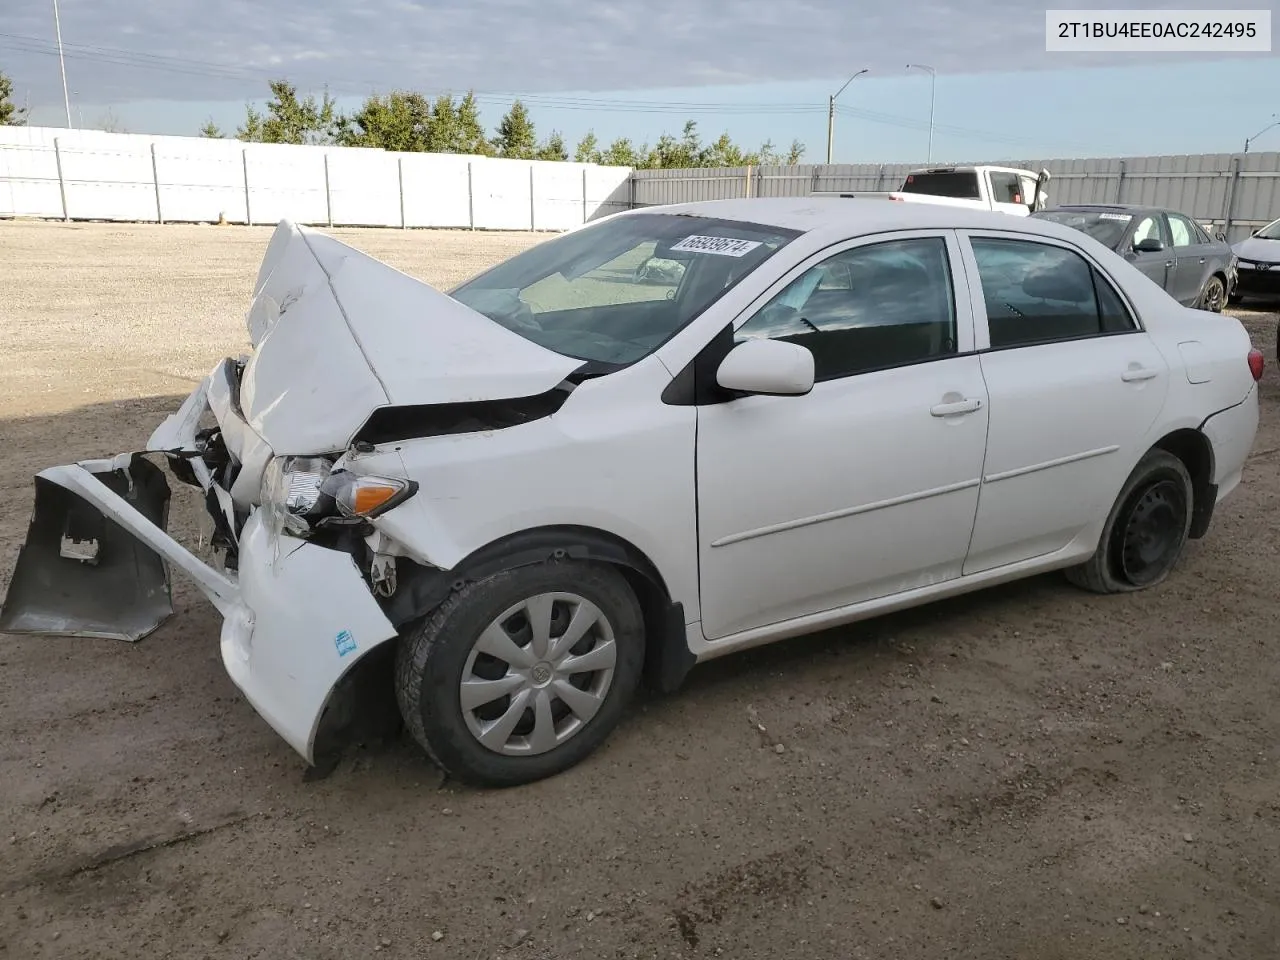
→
(53, 0, 71, 128)
(826, 68, 869, 164)
(906, 64, 936, 163)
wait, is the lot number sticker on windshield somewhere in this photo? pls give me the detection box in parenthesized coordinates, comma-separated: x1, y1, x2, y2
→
(669, 235, 763, 257)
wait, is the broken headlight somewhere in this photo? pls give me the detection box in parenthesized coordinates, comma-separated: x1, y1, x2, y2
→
(261, 456, 334, 537)
(260, 456, 418, 539)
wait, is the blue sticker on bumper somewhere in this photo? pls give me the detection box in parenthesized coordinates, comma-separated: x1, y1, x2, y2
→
(335, 629, 357, 657)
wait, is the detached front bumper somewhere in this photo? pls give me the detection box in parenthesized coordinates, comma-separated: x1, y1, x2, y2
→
(0, 365, 399, 763)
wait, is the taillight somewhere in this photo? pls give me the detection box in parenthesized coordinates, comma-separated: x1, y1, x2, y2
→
(1248, 347, 1264, 381)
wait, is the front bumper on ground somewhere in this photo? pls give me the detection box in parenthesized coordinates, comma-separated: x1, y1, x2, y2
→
(0, 367, 399, 764)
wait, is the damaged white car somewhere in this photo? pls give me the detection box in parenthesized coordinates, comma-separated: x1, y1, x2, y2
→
(1, 198, 1263, 787)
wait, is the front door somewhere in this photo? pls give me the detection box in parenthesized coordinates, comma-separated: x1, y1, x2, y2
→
(694, 232, 991, 641)
(957, 231, 1171, 574)
(1124, 212, 1175, 292)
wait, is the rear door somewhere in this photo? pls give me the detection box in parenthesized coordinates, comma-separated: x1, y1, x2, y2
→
(956, 230, 1170, 573)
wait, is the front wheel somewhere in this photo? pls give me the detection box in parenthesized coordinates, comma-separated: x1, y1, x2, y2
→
(1064, 450, 1193, 594)
(394, 559, 646, 787)
(1199, 275, 1226, 313)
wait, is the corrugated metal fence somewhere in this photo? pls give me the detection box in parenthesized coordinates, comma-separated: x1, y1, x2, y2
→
(632, 153, 1280, 244)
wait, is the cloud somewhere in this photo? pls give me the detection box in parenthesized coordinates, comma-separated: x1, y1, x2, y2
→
(1, 0, 1267, 107)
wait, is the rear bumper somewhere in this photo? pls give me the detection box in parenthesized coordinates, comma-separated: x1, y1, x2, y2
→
(0, 366, 399, 764)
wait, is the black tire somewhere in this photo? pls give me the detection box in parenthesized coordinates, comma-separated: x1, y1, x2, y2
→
(1199, 275, 1226, 312)
(1064, 449, 1193, 594)
(394, 559, 645, 787)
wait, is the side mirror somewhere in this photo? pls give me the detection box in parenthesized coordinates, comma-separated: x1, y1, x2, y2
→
(716, 338, 815, 397)
(1134, 237, 1165, 253)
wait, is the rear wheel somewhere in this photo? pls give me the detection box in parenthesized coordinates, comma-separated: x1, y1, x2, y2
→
(394, 559, 646, 787)
(1064, 450, 1193, 594)
(1199, 275, 1226, 312)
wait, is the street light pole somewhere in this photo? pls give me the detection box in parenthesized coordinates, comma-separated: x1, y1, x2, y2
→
(53, 0, 71, 128)
(1244, 115, 1279, 153)
(826, 68, 869, 164)
(906, 63, 936, 163)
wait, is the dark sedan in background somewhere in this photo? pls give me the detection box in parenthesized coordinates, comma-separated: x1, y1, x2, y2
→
(1031, 203, 1235, 313)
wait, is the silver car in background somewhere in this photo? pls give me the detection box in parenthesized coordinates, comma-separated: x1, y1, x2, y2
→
(1032, 204, 1236, 313)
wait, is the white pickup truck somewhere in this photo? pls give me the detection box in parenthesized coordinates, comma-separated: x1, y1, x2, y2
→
(814, 165, 1051, 216)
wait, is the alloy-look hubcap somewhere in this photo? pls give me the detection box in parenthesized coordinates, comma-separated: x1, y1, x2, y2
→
(459, 592, 617, 756)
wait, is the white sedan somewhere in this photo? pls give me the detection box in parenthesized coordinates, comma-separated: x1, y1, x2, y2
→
(1, 199, 1263, 787)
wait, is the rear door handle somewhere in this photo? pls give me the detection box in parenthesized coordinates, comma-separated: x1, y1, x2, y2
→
(930, 398, 983, 417)
(1165, 260, 1175, 268)
(1121, 367, 1159, 382)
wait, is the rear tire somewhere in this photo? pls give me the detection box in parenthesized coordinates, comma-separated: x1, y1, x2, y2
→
(394, 559, 646, 788)
(1064, 450, 1193, 594)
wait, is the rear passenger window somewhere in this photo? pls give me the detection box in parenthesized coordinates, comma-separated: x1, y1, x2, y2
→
(971, 238, 1137, 348)
(736, 237, 957, 381)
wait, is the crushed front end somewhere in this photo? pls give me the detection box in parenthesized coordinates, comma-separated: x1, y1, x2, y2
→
(0, 356, 406, 763)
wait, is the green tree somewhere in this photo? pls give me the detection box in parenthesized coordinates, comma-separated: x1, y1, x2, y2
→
(0, 69, 26, 126)
(238, 80, 339, 145)
(574, 131, 600, 163)
(199, 118, 225, 138)
(456, 91, 492, 155)
(337, 90, 432, 151)
(536, 130, 568, 162)
(492, 99, 537, 159)
(426, 93, 462, 151)
(600, 137, 644, 168)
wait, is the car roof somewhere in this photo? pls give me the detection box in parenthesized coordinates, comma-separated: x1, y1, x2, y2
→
(627, 197, 1086, 241)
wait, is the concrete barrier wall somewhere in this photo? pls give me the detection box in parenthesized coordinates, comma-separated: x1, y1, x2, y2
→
(0, 126, 633, 230)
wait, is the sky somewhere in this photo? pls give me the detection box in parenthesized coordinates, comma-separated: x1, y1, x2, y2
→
(3, 1, 1280, 164)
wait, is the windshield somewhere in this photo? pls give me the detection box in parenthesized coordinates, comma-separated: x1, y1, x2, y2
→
(899, 172, 980, 200)
(1032, 210, 1133, 249)
(450, 213, 800, 365)
(1255, 218, 1280, 240)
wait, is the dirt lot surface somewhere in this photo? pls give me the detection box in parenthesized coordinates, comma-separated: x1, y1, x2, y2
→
(2, 220, 1280, 960)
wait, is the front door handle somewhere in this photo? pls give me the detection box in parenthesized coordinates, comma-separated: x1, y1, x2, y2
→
(1165, 260, 1175, 268)
(1199, 257, 1207, 264)
(1121, 367, 1159, 382)
(930, 397, 983, 417)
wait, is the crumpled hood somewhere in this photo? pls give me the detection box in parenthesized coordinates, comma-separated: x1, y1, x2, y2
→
(238, 220, 582, 456)
(1231, 235, 1280, 263)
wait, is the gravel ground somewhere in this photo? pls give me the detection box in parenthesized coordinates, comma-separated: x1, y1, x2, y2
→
(2, 220, 1280, 960)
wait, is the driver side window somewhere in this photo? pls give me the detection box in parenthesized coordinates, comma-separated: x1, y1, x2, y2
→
(1131, 215, 1167, 248)
(735, 237, 958, 381)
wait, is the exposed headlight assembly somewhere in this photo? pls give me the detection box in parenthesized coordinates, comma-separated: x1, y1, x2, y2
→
(261, 456, 418, 539)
